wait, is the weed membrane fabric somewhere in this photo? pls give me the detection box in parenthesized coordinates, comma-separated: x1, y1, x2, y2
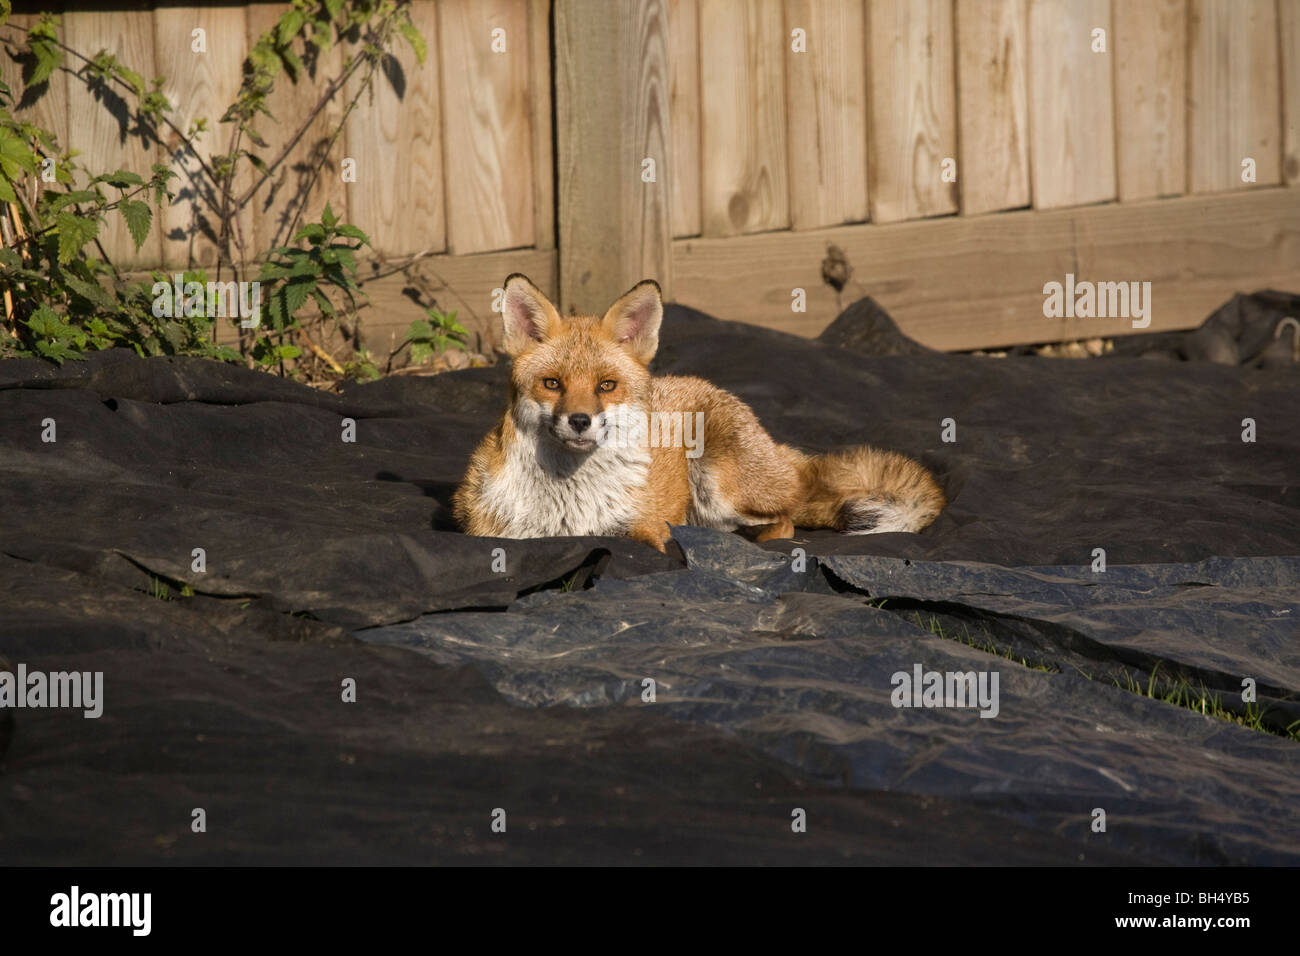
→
(0, 294, 1298, 864)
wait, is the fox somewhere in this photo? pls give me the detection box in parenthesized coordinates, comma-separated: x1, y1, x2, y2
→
(452, 274, 945, 553)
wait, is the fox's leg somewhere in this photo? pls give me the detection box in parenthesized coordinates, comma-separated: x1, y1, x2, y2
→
(692, 401, 804, 532)
(752, 514, 795, 542)
(627, 519, 672, 553)
(625, 439, 691, 552)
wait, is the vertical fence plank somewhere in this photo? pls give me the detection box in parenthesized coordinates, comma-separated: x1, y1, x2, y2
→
(1026, 0, 1115, 209)
(154, 4, 251, 269)
(344, 0, 443, 257)
(667, 0, 700, 238)
(245, 3, 349, 257)
(1114, 0, 1186, 201)
(1278, 0, 1299, 185)
(1, 9, 70, 199)
(1188, 0, 1280, 192)
(866, 0, 957, 223)
(528, 0, 555, 249)
(698, 0, 788, 236)
(784, 0, 868, 229)
(954, 0, 1029, 215)
(64, 8, 162, 268)
(556, 0, 672, 310)
(438, 0, 533, 255)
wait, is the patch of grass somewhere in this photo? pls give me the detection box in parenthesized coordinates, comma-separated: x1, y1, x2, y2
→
(1117, 663, 1300, 742)
(144, 576, 194, 601)
(887, 605, 1059, 673)
(875, 599, 1299, 743)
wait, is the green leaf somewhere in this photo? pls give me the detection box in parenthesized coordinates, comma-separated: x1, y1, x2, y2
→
(115, 63, 145, 97)
(258, 262, 293, 281)
(320, 201, 337, 229)
(282, 278, 312, 317)
(333, 223, 369, 243)
(55, 211, 98, 264)
(26, 304, 64, 337)
(245, 151, 270, 177)
(119, 199, 152, 250)
(398, 19, 427, 66)
(276, 344, 301, 360)
(277, 9, 306, 45)
(27, 36, 62, 87)
(103, 169, 144, 187)
(310, 287, 336, 319)
(45, 189, 101, 213)
(62, 273, 116, 310)
(293, 223, 325, 245)
(0, 175, 15, 203)
(0, 125, 37, 179)
(409, 341, 435, 365)
(287, 255, 318, 278)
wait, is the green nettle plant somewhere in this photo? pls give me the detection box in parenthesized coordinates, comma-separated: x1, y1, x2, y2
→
(0, 0, 465, 381)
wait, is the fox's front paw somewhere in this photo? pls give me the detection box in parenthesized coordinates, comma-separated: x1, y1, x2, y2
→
(628, 520, 672, 553)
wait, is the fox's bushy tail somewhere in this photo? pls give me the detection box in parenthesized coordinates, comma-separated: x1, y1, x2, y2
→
(785, 446, 945, 534)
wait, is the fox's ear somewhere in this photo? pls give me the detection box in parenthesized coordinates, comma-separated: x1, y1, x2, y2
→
(601, 279, 662, 364)
(501, 274, 562, 356)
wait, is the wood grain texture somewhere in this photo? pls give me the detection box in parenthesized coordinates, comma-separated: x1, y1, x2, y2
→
(698, 0, 788, 236)
(0, 9, 70, 188)
(672, 188, 1300, 348)
(1279, 0, 1300, 184)
(438, 0, 534, 255)
(344, 0, 443, 257)
(783, 0, 868, 229)
(667, 0, 701, 237)
(154, 4, 251, 269)
(1026, 0, 1115, 209)
(245, 2, 349, 256)
(63, 9, 162, 267)
(1114, 0, 1187, 201)
(866, 0, 957, 223)
(527, 0, 555, 249)
(954, 0, 1029, 216)
(556, 0, 673, 312)
(1188, 0, 1281, 192)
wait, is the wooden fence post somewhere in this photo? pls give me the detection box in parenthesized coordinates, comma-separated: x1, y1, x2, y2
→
(555, 0, 674, 314)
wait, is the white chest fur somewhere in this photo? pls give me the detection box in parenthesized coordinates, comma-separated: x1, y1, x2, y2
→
(480, 429, 650, 538)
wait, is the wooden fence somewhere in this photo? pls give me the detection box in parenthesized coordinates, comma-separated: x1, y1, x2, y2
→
(3, 0, 1299, 353)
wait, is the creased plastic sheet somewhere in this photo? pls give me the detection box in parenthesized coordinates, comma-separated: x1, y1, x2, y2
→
(359, 527, 1300, 865)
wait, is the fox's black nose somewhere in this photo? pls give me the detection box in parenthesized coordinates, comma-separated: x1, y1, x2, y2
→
(568, 413, 591, 433)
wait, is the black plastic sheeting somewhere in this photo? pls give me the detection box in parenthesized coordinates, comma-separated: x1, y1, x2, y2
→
(0, 292, 1297, 864)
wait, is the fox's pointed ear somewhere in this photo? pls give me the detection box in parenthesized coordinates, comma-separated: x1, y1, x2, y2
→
(501, 274, 563, 356)
(601, 279, 662, 364)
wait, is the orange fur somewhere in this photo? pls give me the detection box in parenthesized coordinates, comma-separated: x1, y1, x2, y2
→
(452, 276, 945, 552)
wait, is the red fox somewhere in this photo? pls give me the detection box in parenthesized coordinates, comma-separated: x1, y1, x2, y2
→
(452, 274, 945, 552)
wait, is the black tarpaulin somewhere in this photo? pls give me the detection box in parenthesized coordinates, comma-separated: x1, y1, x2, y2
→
(1, 293, 1297, 863)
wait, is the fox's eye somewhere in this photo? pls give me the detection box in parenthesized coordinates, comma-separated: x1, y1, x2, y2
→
(598, 380, 617, 393)
(542, 377, 561, 390)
